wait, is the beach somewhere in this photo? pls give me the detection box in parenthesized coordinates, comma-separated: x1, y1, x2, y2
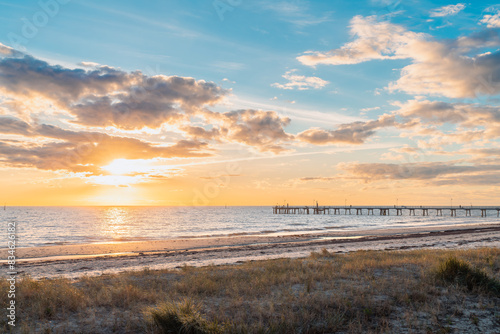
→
(5, 223, 499, 279)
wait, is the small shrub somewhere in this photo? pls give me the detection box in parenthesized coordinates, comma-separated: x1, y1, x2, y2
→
(435, 257, 500, 296)
(146, 299, 219, 334)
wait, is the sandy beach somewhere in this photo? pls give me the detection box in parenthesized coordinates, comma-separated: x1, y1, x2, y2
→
(3, 223, 499, 279)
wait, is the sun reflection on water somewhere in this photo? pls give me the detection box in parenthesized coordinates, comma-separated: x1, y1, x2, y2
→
(99, 207, 134, 241)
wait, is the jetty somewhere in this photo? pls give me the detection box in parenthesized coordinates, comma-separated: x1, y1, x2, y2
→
(273, 204, 500, 217)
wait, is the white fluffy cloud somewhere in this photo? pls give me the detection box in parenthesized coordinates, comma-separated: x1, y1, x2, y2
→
(429, 3, 465, 17)
(297, 16, 423, 66)
(272, 69, 329, 90)
(480, 11, 500, 28)
(298, 16, 500, 98)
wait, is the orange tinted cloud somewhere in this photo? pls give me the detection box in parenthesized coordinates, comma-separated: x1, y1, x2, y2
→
(0, 116, 212, 174)
(297, 114, 396, 145)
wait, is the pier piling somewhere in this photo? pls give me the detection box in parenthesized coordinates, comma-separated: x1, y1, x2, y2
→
(272, 205, 500, 217)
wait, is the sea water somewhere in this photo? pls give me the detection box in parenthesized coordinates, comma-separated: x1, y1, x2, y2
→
(0, 206, 498, 248)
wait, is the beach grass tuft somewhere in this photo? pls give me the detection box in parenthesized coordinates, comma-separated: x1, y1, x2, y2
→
(145, 299, 220, 334)
(435, 256, 500, 296)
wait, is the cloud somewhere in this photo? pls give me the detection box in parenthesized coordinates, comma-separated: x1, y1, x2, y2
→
(465, 148, 500, 157)
(79, 61, 102, 68)
(429, 4, 465, 17)
(360, 106, 381, 112)
(0, 42, 23, 57)
(298, 15, 500, 98)
(297, 114, 396, 145)
(0, 50, 226, 130)
(259, 0, 331, 27)
(339, 161, 500, 185)
(0, 116, 213, 174)
(272, 69, 329, 90)
(195, 109, 294, 153)
(180, 125, 222, 141)
(297, 16, 423, 66)
(0, 45, 400, 167)
(298, 176, 338, 182)
(186, 109, 407, 152)
(480, 10, 500, 28)
(387, 47, 500, 98)
(71, 75, 224, 129)
(395, 99, 500, 139)
(222, 109, 293, 152)
(0, 117, 32, 136)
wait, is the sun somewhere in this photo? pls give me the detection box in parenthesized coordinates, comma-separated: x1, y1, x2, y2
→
(101, 159, 153, 175)
(93, 158, 175, 187)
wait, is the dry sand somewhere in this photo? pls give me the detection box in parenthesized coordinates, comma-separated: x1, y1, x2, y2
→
(2, 223, 499, 279)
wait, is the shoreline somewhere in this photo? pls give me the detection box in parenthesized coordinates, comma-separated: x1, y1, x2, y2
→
(2, 223, 499, 279)
(5, 222, 500, 260)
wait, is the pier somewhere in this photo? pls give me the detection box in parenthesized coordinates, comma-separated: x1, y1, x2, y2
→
(273, 204, 500, 217)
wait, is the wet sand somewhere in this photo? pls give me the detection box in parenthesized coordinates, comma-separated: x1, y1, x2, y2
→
(2, 223, 499, 279)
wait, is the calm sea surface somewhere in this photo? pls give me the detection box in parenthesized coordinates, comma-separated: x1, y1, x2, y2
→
(1, 206, 498, 248)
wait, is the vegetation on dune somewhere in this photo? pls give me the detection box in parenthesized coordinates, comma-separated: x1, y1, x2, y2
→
(435, 256, 500, 296)
(146, 299, 220, 334)
(0, 247, 499, 333)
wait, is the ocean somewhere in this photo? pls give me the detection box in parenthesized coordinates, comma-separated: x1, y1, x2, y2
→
(1, 206, 498, 248)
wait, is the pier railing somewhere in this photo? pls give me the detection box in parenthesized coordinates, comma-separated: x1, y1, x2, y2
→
(273, 205, 500, 217)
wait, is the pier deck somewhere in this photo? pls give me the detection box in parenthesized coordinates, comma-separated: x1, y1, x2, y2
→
(273, 205, 500, 217)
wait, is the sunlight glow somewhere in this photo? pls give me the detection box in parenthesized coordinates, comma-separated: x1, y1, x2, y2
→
(88, 175, 141, 186)
(102, 159, 154, 175)
(87, 187, 140, 206)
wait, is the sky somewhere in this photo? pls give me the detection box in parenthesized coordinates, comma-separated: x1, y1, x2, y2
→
(0, 0, 500, 206)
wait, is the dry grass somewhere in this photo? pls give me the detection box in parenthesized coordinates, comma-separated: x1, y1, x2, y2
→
(1, 247, 499, 333)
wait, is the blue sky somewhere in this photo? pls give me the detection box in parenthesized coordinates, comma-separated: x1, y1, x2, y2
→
(0, 1, 444, 119)
(1, 0, 496, 119)
(1, 0, 500, 205)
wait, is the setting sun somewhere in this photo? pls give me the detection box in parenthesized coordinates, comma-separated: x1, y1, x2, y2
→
(102, 159, 155, 176)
